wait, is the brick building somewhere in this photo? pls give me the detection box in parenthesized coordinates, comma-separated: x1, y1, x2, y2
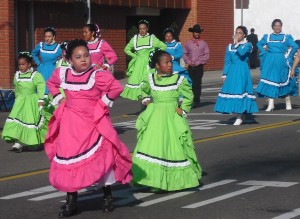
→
(0, 0, 234, 88)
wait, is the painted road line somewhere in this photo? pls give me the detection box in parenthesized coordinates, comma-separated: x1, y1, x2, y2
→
(137, 180, 236, 207)
(28, 188, 89, 201)
(75, 187, 154, 206)
(1, 120, 300, 183)
(238, 181, 298, 187)
(194, 120, 300, 144)
(183, 186, 264, 208)
(188, 113, 300, 117)
(182, 181, 298, 209)
(271, 208, 300, 219)
(0, 169, 49, 182)
(0, 186, 55, 200)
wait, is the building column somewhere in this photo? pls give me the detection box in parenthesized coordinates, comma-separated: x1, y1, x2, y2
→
(0, 0, 15, 88)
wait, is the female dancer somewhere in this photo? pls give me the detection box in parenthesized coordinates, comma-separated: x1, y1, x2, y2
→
(82, 23, 117, 70)
(121, 20, 167, 100)
(132, 50, 201, 191)
(2, 52, 46, 152)
(164, 27, 192, 85)
(214, 26, 258, 125)
(46, 39, 132, 217)
(32, 27, 62, 94)
(256, 19, 298, 111)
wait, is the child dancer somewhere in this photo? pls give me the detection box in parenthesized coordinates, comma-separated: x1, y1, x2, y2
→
(45, 39, 132, 217)
(214, 26, 258, 125)
(132, 50, 201, 191)
(2, 52, 46, 152)
(56, 41, 70, 68)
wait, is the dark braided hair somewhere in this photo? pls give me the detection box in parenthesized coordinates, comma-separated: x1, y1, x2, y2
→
(149, 49, 170, 69)
(60, 41, 69, 50)
(18, 51, 33, 63)
(138, 20, 150, 28)
(83, 23, 101, 38)
(236, 25, 248, 38)
(44, 26, 56, 36)
(163, 27, 175, 37)
(65, 39, 89, 60)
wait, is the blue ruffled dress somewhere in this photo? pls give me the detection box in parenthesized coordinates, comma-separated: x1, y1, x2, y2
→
(256, 33, 298, 98)
(214, 42, 258, 114)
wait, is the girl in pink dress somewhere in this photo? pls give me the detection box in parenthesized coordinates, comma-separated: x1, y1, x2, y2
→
(82, 23, 118, 71)
(45, 39, 132, 217)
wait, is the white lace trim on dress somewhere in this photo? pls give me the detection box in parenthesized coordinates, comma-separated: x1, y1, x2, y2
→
(149, 74, 184, 91)
(53, 136, 103, 165)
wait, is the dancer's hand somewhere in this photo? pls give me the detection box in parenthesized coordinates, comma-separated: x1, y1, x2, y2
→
(176, 108, 183, 116)
(38, 102, 44, 107)
(145, 100, 151, 106)
(290, 69, 295, 78)
(59, 98, 66, 105)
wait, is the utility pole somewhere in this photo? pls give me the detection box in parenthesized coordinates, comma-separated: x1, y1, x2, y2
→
(241, 0, 243, 25)
(86, 0, 91, 24)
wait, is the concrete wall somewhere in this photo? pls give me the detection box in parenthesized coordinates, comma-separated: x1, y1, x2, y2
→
(234, 0, 300, 40)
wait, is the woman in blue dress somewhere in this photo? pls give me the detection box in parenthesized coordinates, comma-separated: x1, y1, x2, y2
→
(32, 27, 62, 94)
(164, 28, 192, 85)
(256, 19, 298, 111)
(214, 26, 258, 126)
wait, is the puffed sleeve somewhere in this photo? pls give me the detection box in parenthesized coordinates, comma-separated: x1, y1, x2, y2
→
(101, 41, 118, 66)
(33, 72, 46, 101)
(178, 77, 193, 113)
(47, 68, 63, 105)
(32, 43, 41, 66)
(140, 73, 151, 105)
(13, 75, 20, 99)
(172, 42, 184, 60)
(222, 45, 231, 77)
(152, 35, 167, 50)
(257, 34, 268, 54)
(96, 70, 123, 107)
(124, 37, 136, 59)
(286, 34, 299, 63)
(236, 42, 252, 57)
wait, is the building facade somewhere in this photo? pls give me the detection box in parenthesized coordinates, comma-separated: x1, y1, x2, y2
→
(0, 0, 234, 88)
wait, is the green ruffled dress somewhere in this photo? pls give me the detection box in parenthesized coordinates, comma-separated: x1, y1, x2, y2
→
(132, 72, 202, 191)
(121, 34, 167, 100)
(2, 69, 47, 146)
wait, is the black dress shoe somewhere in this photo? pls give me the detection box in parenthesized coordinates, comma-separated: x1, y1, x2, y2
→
(58, 192, 78, 218)
(103, 194, 114, 213)
(60, 195, 69, 210)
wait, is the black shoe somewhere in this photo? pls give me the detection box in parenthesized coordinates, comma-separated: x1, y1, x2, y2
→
(103, 194, 114, 213)
(58, 192, 78, 218)
(60, 195, 69, 210)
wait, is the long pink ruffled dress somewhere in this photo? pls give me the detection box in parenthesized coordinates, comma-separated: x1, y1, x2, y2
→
(45, 66, 132, 192)
(87, 38, 118, 68)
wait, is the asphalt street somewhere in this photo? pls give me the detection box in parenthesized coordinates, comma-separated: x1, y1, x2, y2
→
(1, 69, 300, 219)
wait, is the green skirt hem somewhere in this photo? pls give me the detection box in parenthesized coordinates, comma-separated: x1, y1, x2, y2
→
(132, 158, 201, 191)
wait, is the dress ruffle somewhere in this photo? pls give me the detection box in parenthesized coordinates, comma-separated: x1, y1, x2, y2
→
(2, 95, 47, 146)
(45, 100, 132, 192)
(132, 103, 201, 191)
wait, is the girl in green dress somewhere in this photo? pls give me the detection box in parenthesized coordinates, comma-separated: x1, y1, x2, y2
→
(2, 52, 46, 152)
(132, 50, 202, 191)
(121, 20, 167, 100)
